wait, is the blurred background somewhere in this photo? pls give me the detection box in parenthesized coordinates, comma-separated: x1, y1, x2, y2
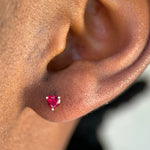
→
(67, 65, 150, 150)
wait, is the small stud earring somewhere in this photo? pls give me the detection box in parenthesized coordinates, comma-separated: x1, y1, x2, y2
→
(46, 95, 61, 111)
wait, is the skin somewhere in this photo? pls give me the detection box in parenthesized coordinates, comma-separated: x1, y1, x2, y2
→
(0, 0, 150, 149)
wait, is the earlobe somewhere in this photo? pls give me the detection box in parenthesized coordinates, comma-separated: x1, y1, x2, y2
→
(26, 0, 150, 122)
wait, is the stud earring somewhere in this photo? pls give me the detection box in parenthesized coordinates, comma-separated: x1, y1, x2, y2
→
(46, 95, 61, 111)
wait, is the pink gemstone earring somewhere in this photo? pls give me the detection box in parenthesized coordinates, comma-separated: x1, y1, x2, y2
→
(46, 95, 61, 111)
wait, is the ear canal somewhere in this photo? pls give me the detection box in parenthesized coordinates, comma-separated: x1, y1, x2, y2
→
(27, 0, 150, 122)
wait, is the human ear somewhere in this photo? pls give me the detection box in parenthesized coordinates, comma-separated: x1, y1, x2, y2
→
(25, 0, 150, 122)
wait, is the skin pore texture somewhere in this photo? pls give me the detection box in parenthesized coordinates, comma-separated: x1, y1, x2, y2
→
(0, 0, 150, 149)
